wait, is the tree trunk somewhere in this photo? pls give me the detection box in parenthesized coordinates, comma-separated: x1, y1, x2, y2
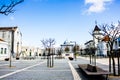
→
(94, 55, 96, 66)
(50, 55, 51, 67)
(111, 55, 116, 76)
(110, 46, 116, 76)
(52, 53, 54, 67)
(47, 55, 49, 67)
(109, 51, 111, 72)
(90, 55, 91, 64)
(118, 50, 120, 76)
(47, 49, 50, 67)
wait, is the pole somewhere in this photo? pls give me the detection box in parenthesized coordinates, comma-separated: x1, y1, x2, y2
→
(9, 29, 14, 67)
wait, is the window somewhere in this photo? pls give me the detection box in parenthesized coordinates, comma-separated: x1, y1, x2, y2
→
(1, 48, 3, 54)
(29, 49, 32, 56)
(4, 48, 7, 54)
(29, 52, 31, 56)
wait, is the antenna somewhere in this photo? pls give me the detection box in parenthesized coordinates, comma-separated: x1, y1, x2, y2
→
(95, 20, 97, 25)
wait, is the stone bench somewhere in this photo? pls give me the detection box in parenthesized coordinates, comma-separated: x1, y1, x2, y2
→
(78, 64, 110, 80)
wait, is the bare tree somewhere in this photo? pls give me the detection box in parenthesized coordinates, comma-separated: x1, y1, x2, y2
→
(0, 0, 24, 15)
(64, 46, 70, 53)
(72, 45, 80, 60)
(100, 22, 120, 76)
(91, 22, 120, 76)
(57, 49, 62, 58)
(41, 38, 55, 67)
(72, 45, 80, 53)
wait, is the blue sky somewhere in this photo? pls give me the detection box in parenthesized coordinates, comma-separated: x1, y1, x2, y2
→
(0, 0, 120, 48)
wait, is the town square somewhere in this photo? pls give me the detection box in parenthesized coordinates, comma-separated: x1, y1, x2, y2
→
(0, 0, 120, 80)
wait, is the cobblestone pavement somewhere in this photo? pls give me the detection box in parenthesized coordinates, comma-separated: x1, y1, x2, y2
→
(0, 59, 74, 80)
(0, 57, 120, 80)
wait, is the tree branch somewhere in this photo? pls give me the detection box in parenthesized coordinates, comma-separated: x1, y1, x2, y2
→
(0, 0, 24, 15)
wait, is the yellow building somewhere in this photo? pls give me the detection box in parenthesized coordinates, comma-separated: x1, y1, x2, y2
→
(21, 46, 42, 59)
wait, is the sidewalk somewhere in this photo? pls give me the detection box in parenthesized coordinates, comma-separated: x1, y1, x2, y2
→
(76, 56, 120, 80)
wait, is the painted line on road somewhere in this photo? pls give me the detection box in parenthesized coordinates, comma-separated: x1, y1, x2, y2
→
(0, 64, 8, 66)
(68, 61, 81, 80)
(0, 61, 45, 79)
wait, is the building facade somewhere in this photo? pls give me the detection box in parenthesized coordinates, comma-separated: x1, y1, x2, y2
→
(21, 46, 42, 59)
(84, 25, 120, 56)
(92, 25, 107, 56)
(0, 39, 9, 60)
(60, 40, 74, 58)
(0, 27, 22, 59)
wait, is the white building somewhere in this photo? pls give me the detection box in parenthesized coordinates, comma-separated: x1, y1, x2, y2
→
(0, 27, 22, 59)
(85, 25, 120, 56)
(0, 39, 10, 60)
(60, 40, 74, 58)
(92, 25, 107, 56)
(84, 40, 94, 49)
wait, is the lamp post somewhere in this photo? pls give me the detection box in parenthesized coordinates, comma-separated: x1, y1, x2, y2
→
(70, 41, 76, 60)
(9, 28, 15, 67)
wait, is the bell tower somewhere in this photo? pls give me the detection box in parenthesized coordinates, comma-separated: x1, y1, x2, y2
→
(93, 24, 102, 48)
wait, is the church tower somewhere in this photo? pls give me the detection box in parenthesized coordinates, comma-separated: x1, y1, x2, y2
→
(92, 23, 108, 56)
(92, 24, 103, 50)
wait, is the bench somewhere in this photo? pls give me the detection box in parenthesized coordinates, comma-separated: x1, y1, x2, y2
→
(78, 64, 110, 80)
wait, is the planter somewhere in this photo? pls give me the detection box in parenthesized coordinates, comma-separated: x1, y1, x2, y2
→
(16, 57, 20, 60)
(68, 57, 74, 60)
(5, 58, 9, 61)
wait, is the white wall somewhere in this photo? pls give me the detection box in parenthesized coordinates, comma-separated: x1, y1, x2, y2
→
(0, 41, 10, 60)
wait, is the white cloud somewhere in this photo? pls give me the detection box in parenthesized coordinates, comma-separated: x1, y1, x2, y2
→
(85, 0, 113, 14)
